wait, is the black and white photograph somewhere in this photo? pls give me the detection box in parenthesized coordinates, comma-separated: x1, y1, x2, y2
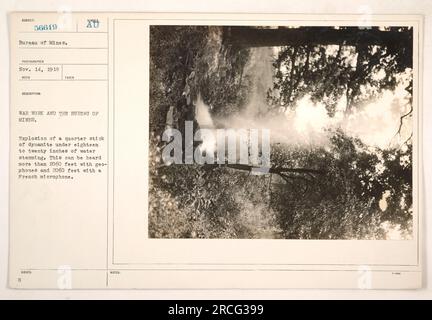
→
(149, 25, 414, 240)
(3, 6, 428, 294)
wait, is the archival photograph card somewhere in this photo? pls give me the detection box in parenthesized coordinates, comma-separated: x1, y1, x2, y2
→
(8, 12, 423, 289)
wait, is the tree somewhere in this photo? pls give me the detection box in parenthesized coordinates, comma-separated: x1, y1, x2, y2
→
(270, 130, 412, 239)
(223, 26, 413, 116)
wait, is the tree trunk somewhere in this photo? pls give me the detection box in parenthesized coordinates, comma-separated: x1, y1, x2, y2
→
(223, 26, 412, 52)
(203, 163, 325, 175)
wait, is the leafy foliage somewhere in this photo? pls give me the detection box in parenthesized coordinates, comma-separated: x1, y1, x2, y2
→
(149, 26, 413, 239)
(267, 27, 413, 116)
(270, 130, 412, 239)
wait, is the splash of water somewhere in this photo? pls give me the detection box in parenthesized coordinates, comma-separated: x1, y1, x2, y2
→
(195, 93, 214, 128)
(196, 48, 412, 151)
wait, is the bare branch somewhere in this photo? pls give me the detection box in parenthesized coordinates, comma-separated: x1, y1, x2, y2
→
(395, 105, 413, 136)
